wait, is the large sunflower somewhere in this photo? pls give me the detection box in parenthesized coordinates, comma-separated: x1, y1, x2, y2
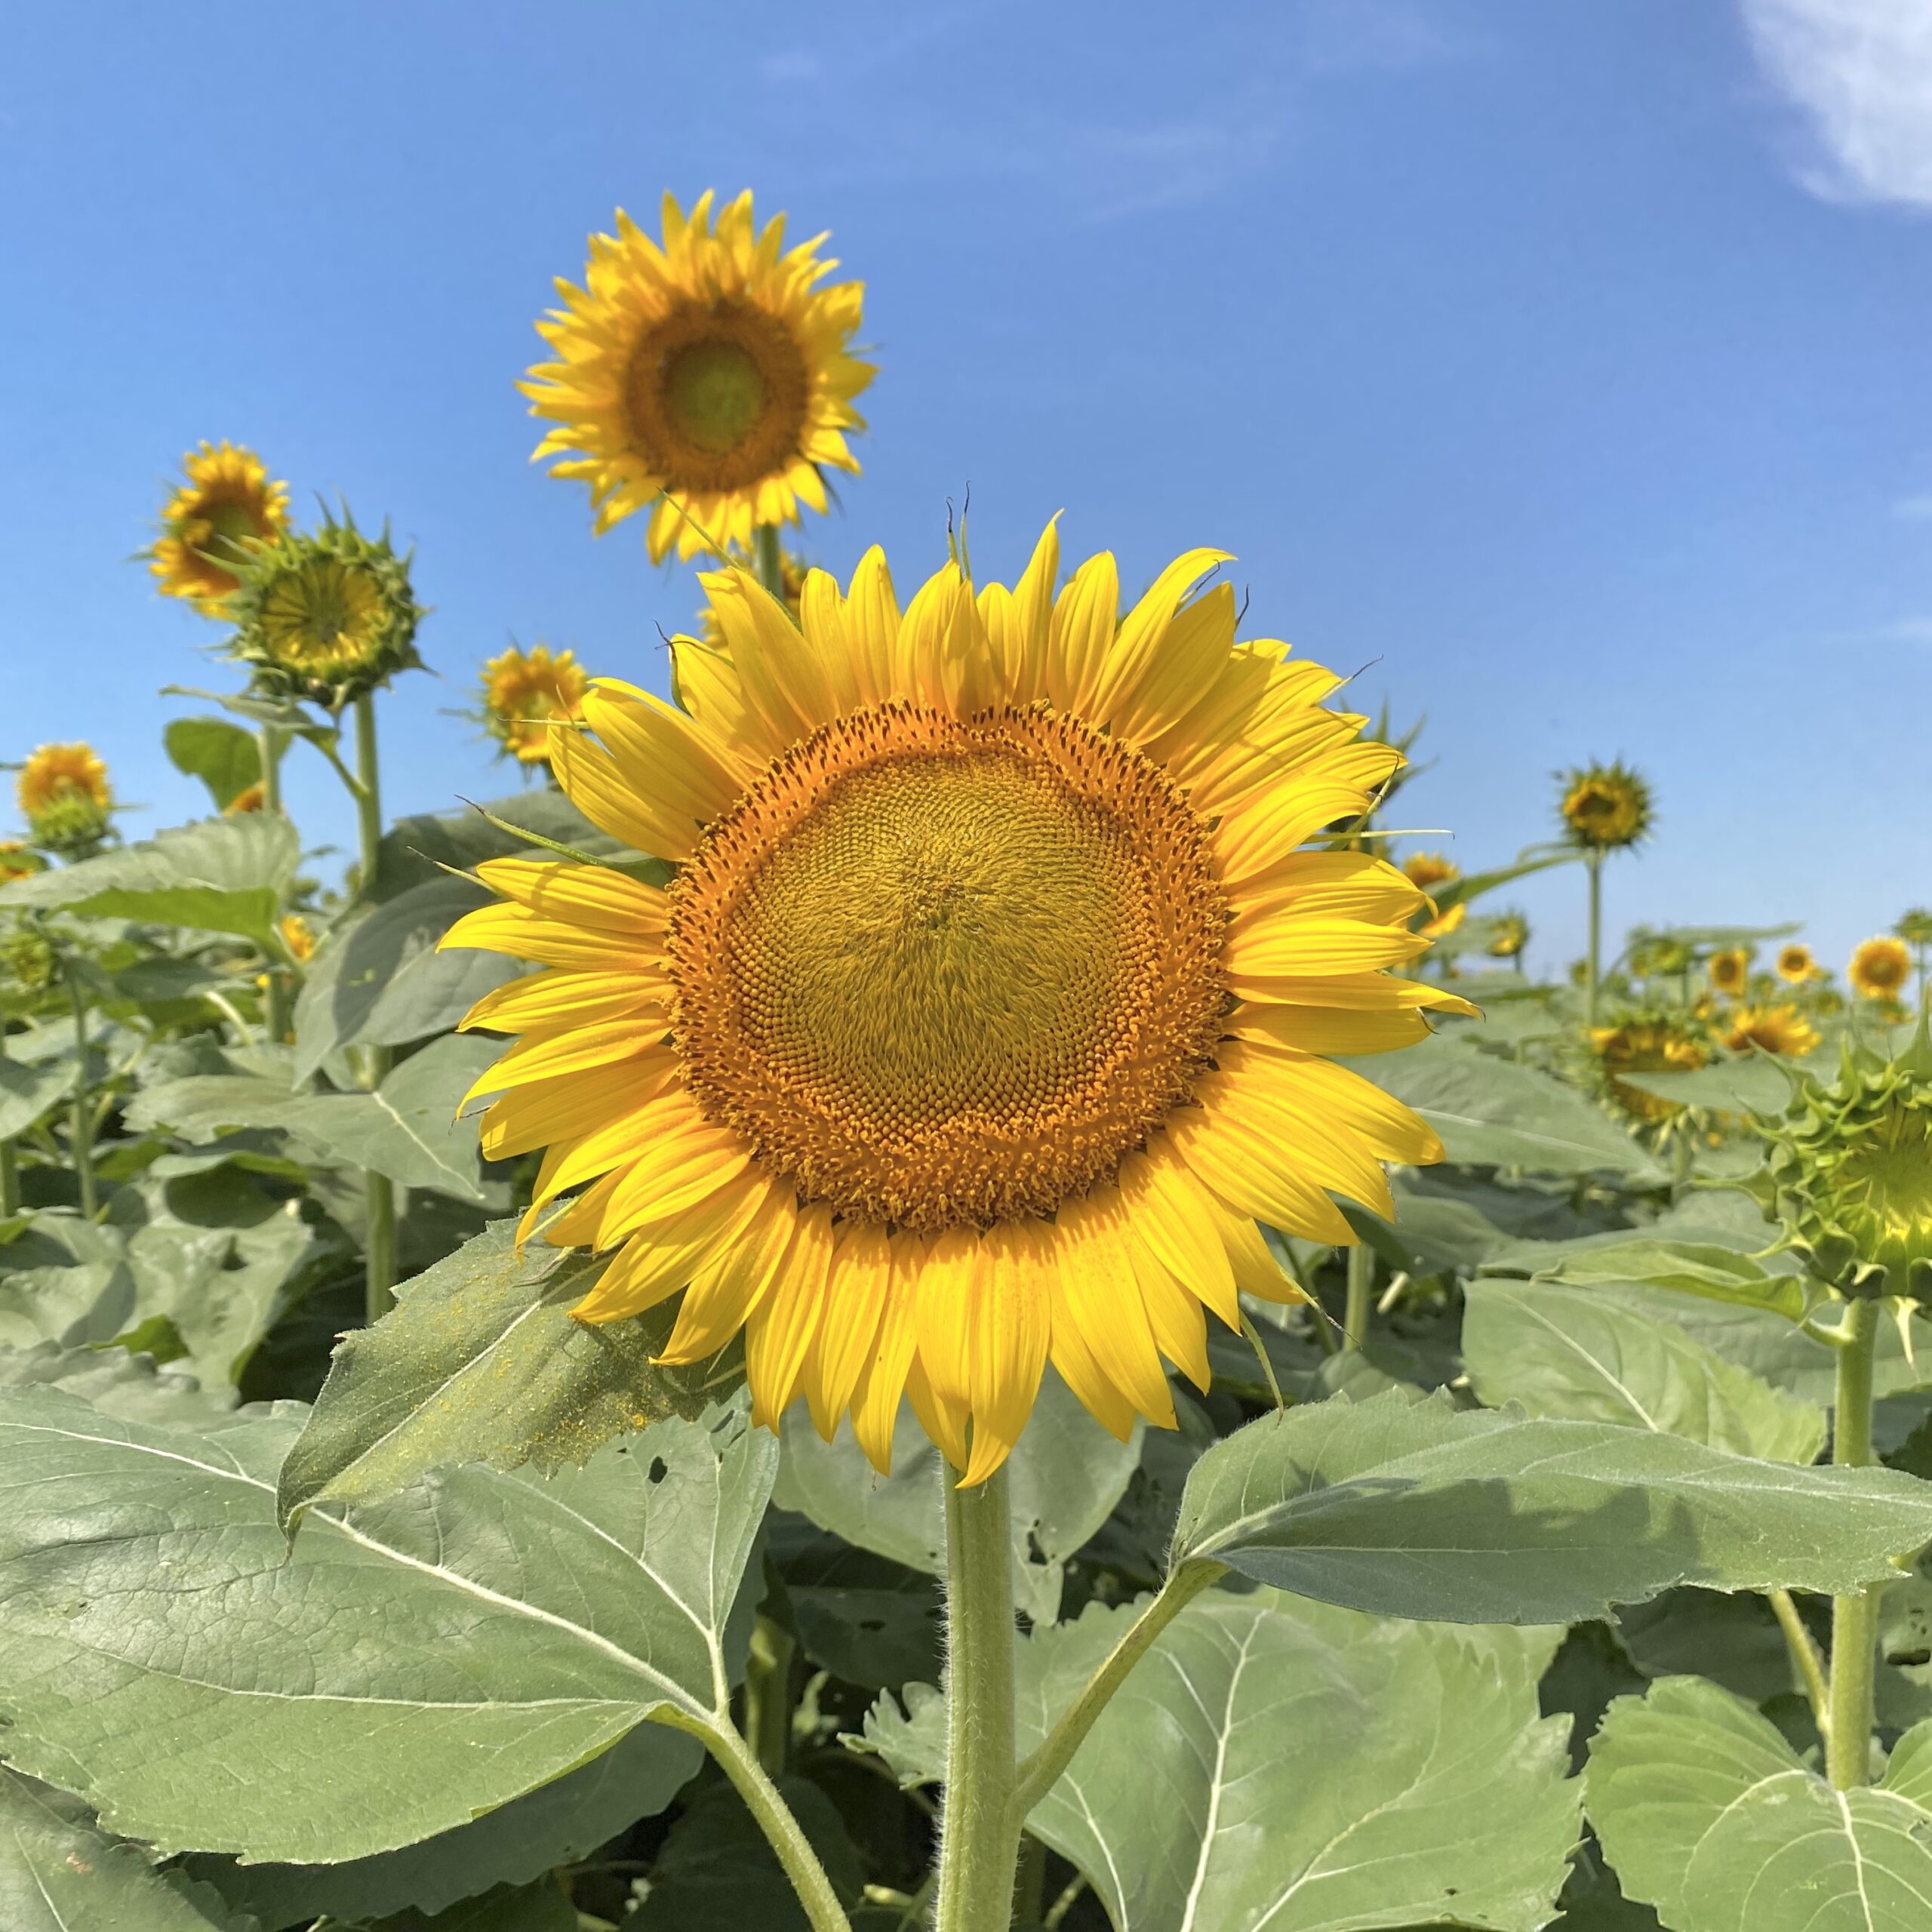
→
(150, 441, 290, 614)
(1850, 937, 1911, 1002)
(447, 530, 1466, 1481)
(524, 192, 872, 564)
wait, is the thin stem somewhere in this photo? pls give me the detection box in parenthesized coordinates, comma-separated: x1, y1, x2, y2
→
(1584, 850, 1603, 1029)
(1768, 1588, 1829, 1735)
(752, 522, 786, 603)
(1014, 1835, 1047, 1926)
(936, 1463, 1022, 1932)
(65, 964, 96, 1219)
(691, 1716, 852, 1932)
(744, 1609, 796, 1779)
(259, 726, 291, 1044)
(1827, 1297, 1881, 1789)
(1043, 1873, 1089, 1931)
(1011, 1561, 1223, 1823)
(0, 1019, 17, 1218)
(1343, 1241, 1374, 1352)
(352, 694, 398, 1320)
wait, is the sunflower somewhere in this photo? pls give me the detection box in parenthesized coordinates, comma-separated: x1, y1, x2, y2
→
(1591, 1018, 1709, 1121)
(701, 545, 808, 649)
(1707, 948, 1749, 998)
(226, 510, 424, 711)
(1724, 1003, 1819, 1058)
(279, 913, 315, 964)
(1897, 909, 1932, 949)
(524, 191, 873, 563)
(1776, 943, 1820, 985)
(479, 644, 590, 764)
(446, 528, 1467, 1482)
(0, 841, 43, 884)
(1486, 910, 1529, 961)
(1400, 852, 1464, 940)
(149, 441, 290, 615)
(1558, 761, 1652, 851)
(224, 783, 267, 815)
(1849, 937, 1912, 1002)
(16, 743, 113, 857)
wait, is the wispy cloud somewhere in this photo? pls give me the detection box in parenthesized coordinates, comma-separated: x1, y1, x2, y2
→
(1887, 617, 1932, 641)
(1895, 494, 1932, 519)
(1739, 0, 1932, 208)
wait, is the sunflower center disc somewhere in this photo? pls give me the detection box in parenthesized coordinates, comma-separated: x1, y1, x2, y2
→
(660, 339, 770, 454)
(1841, 1108, 1932, 1243)
(667, 702, 1229, 1231)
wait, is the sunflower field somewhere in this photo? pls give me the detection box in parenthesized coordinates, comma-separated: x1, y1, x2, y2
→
(5, 188, 1932, 1932)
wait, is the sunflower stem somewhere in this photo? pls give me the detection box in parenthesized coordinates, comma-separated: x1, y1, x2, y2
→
(752, 523, 786, 605)
(1767, 1588, 1830, 1736)
(744, 1609, 795, 1779)
(259, 726, 291, 1044)
(64, 963, 97, 1220)
(352, 694, 398, 1320)
(0, 1017, 20, 1220)
(1343, 1241, 1374, 1352)
(936, 1462, 1023, 1932)
(1584, 849, 1603, 1030)
(1826, 1296, 1881, 1789)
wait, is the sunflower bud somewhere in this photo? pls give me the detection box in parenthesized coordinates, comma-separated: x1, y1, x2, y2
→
(14, 743, 115, 860)
(226, 509, 424, 712)
(3, 928, 54, 993)
(1557, 760, 1654, 853)
(1751, 1024, 1932, 1302)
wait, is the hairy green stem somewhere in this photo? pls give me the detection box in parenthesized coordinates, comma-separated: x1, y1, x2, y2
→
(744, 1610, 796, 1779)
(0, 1019, 18, 1219)
(65, 964, 96, 1219)
(260, 726, 291, 1044)
(936, 1463, 1022, 1932)
(352, 694, 398, 1320)
(1827, 1297, 1881, 1789)
(1343, 1242, 1374, 1352)
(1011, 1561, 1222, 1822)
(1583, 850, 1603, 1029)
(1767, 1588, 1829, 1735)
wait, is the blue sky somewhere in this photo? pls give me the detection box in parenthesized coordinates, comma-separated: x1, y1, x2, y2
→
(3, 0, 1927, 977)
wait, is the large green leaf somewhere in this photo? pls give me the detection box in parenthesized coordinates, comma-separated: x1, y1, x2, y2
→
(1611, 1058, 1796, 1116)
(0, 1341, 234, 1426)
(865, 1590, 1577, 1932)
(0, 814, 298, 950)
(1587, 1676, 1932, 1931)
(1533, 1241, 1814, 1324)
(1463, 1278, 1826, 1462)
(128, 1032, 497, 1201)
(371, 789, 628, 903)
(0, 1053, 72, 1139)
(1349, 1033, 1665, 1179)
(773, 1371, 1141, 1623)
(1169, 1389, 1932, 1623)
(189, 1721, 699, 1926)
(366, 1882, 577, 1931)
(292, 876, 523, 1082)
(0, 1389, 775, 1863)
(278, 1220, 741, 1525)
(0, 1767, 253, 1932)
(163, 717, 261, 813)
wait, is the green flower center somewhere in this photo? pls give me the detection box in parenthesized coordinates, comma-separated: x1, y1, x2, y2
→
(661, 339, 770, 455)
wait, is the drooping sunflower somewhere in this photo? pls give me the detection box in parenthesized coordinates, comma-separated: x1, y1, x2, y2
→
(1707, 947, 1750, 998)
(1724, 1003, 1819, 1058)
(1776, 943, 1821, 985)
(1849, 937, 1912, 1003)
(524, 191, 873, 564)
(226, 510, 424, 712)
(1896, 909, 1932, 949)
(1558, 761, 1653, 852)
(1591, 1017, 1708, 1121)
(149, 441, 291, 615)
(1486, 910, 1529, 961)
(16, 743, 114, 857)
(1400, 852, 1465, 940)
(446, 528, 1467, 1482)
(478, 644, 590, 764)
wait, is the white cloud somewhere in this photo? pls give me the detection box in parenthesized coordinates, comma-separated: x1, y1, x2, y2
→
(1740, 0, 1932, 208)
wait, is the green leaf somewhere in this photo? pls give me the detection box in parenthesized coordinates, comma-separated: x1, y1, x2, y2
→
(163, 718, 262, 813)
(364, 1882, 577, 1932)
(0, 1767, 254, 1932)
(1614, 1589, 1801, 1706)
(1169, 1388, 1932, 1623)
(0, 1054, 73, 1139)
(1463, 1278, 1827, 1462)
(1431, 842, 1578, 913)
(0, 1389, 776, 1863)
(1533, 1239, 1814, 1324)
(1587, 1676, 1932, 1931)
(188, 1721, 699, 1925)
(865, 1590, 1577, 1932)
(129, 1033, 497, 1201)
(1611, 1058, 1797, 1116)
(277, 1220, 741, 1526)
(768, 1521, 942, 1692)
(0, 1342, 234, 1427)
(1348, 1033, 1666, 1179)
(372, 789, 628, 903)
(0, 815, 298, 949)
(773, 1371, 1141, 1623)
(292, 876, 523, 1082)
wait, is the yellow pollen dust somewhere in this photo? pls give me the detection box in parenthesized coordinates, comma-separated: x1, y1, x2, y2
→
(626, 299, 809, 493)
(667, 701, 1229, 1231)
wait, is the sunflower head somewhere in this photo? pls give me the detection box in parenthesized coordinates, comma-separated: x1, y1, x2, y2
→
(2, 928, 54, 994)
(0, 840, 45, 885)
(1486, 909, 1529, 959)
(15, 743, 114, 859)
(445, 525, 1466, 1481)
(1590, 1014, 1709, 1121)
(478, 644, 590, 764)
(279, 912, 315, 964)
(1707, 947, 1750, 998)
(1752, 1025, 1932, 1301)
(1896, 909, 1932, 948)
(1777, 942, 1821, 985)
(226, 509, 424, 712)
(524, 191, 873, 563)
(1849, 937, 1912, 1003)
(149, 441, 291, 616)
(1557, 761, 1653, 853)
(1628, 932, 1691, 980)
(1724, 1002, 1819, 1059)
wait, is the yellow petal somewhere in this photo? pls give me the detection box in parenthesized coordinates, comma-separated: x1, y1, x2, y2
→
(851, 1233, 925, 1473)
(549, 725, 700, 863)
(1164, 1104, 1355, 1247)
(459, 968, 667, 1038)
(1117, 1148, 1238, 1329)
(1084, 546, 1232, 732)
(569, 1174, 768, 1322)
(476, 1054, 677, 1161)
(961, 1221, 1051, 1486)
(1046, 551, 1118, 716)
(906, 1352, 971, 1472)
(1127, 1228, 1211, 1392)
(660, 1177, 798, 1364)
(804, 1221, 893, 1438)
(745, 1204, 835, 1429)
(1229, 1002, 1432, 1057)
(1054, 1192, 1176, 1428)
(441, 903, 638, 971)
(475, 857, 668, 934)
